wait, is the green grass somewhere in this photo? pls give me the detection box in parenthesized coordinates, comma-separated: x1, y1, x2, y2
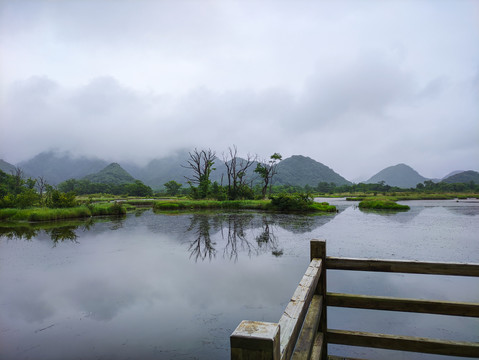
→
(344, 193, 477, 201)
(153, 199, 269, 211)
(0, 203, 126, 222)
(153, 198, 336, 213)
(358, 200, 410, 210)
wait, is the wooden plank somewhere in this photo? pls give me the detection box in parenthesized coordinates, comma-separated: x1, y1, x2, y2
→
(310, 239, 328, 360)
(310, 333, 324, 360)
(292, 295, 323, 360)
(326, 257, 479, 277)
(327, 329, 479, 358)
(327, 293, 479, 317)
(279, 258, 322, 360)
(231, 321, 280, 360)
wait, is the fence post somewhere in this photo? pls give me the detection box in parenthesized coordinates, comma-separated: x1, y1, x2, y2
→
(311, 239, 328, 359)
(230, 320, 280, 360)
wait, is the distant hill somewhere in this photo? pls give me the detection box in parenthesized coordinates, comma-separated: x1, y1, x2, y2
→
(366, 163, 428, 188)
(18, 151, 108, 185)
(442, 170, 464, 179)
(0, 159, 16, 175)
(274, 155, 351, 187)
(442, 170, 479, 184)
(83, 163, 136, 185)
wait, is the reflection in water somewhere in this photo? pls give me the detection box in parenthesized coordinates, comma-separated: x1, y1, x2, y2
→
(46, 226, 79, 246)
(185, 213, 288, 261)
(187, 214, 217, 261)
(1, 204, 478, 360)
(0, 217, 122, 245)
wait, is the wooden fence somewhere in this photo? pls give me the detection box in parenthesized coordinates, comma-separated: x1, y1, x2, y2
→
(230, 239, 479, 360)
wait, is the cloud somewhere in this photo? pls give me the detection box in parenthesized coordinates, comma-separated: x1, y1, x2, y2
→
(0, 0, 478, 179)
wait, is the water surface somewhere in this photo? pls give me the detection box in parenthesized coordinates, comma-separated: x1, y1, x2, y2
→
(1, 200, 478, 359)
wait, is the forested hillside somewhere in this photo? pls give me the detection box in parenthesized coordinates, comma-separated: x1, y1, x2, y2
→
(366, 163, 428, 188)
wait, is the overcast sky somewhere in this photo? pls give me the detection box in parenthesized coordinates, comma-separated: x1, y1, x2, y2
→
(1, 0, 478, 181)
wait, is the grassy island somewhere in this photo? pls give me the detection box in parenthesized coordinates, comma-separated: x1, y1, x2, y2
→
(0, 203, 126, 222)
(153, 194, 336, 213)
(358, 199, 410, 210)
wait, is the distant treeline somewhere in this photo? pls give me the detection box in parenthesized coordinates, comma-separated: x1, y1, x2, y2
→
(58, 178, 153, 197)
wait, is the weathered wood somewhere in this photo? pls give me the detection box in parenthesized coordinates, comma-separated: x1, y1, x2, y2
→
(326, 257, 479, 276)
(327, 292, 479, 317)
(311, 239, 328, 360)
(311, 239, 326, 262)
(279, 258, 322, 360)
(292, 295, 323, 360)
(310, 333, 324, 360)
(231, 321, 280, 360)
(327, 329, 479, 357)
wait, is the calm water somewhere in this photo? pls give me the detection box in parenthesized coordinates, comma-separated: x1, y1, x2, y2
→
(0, 199, 478, 360)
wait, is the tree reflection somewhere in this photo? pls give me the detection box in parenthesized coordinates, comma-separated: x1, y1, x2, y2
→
(222, 214, 255, 261)
(186, 213, 284, 261)
(255, 216, 283, 258)
(45, 226, 79, 247)
(187, 214, 217, 261)
(0, 226, 39, 240)
(0, 218, 97, 245)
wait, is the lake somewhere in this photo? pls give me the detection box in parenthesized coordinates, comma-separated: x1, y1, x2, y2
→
(1, 199, 478, 359)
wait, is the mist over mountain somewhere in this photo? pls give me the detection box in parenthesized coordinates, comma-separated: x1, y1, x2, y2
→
(366, 163, 428, 188)
(18, 151, 108, 185)
(442, 170, 479, 184)
(8, 151, 478, 190)
(0, 159, 16, 175)
(10, 151, 352, 189)
(83, 163, 136, 185)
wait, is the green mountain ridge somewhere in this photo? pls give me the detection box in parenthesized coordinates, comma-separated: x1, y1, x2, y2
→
(9, 151, 478, 190)
(366, 163, 428, 188)
(275, 155, 351, 187)
(83, 163, 136, 185)
(442, 170, 479, 184)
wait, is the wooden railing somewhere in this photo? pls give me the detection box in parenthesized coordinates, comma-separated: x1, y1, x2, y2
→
(230, 239, 479, 360)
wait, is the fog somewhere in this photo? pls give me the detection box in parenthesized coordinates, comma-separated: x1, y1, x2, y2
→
(1, 0, 478, 180)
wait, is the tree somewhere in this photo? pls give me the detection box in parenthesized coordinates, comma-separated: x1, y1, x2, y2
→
(222, 145, 257, 200)
(254, 153, 282, 198)
(182, 148, 216, 198)
(164, 180, 182, 196)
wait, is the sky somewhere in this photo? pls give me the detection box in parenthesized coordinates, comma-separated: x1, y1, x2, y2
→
(0, 0, 478, 181)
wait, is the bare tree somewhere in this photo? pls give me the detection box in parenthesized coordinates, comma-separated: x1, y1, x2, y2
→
(36, 176, 48, 206)
(11, 167, 24, 194)
(222, 145, 257, 200)
(182, 148, 216, 198)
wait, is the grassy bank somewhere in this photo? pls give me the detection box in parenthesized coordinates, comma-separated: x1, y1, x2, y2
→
(153, 199, 270, 211)
(358, 200, 410, 210)
(343, 193, 477, 201)
(153, 198, 337, 213)
(0, 203, 126, 222)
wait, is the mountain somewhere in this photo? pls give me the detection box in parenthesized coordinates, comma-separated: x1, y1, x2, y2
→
(18, 151, 108, 185)
(83, 163, 136, 185)
(0, 159, 17, 175)
(442, 170, 465, 180)
(442, 170, 479, 184)
(274, 155, 351, 187)
(366, 163, 428, 188)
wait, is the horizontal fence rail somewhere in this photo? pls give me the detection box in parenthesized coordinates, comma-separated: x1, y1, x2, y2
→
(231, 239, 479, 360)
(326, 292, 479, 317)
(326, 257, 479, 277)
